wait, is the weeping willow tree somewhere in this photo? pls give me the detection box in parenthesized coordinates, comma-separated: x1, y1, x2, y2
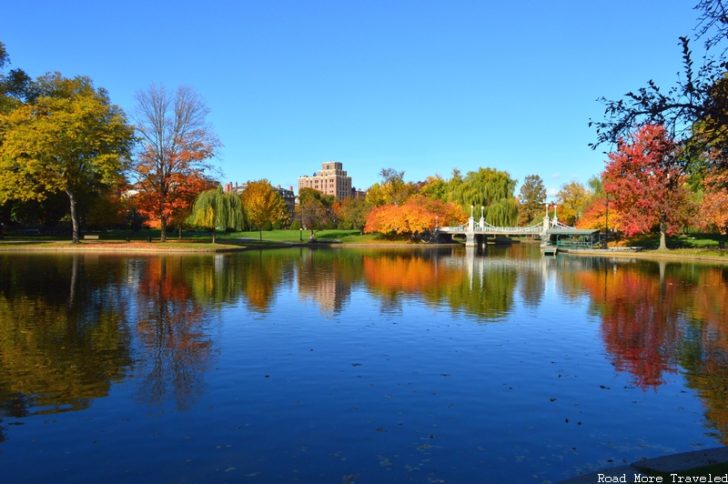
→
(187, 187, 244, 243)
(448, 168, 519, 226)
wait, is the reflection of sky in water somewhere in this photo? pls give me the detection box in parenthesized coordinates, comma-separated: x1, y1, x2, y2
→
(0, 247, 726, 482)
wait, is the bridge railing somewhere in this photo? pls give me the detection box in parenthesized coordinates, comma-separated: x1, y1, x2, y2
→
(438, 223, 543, 234)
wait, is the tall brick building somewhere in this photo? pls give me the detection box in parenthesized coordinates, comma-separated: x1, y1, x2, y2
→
(298, 161, 352, 200)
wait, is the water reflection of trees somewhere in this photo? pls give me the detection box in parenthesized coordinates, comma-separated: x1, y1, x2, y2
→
(572, 260, 682, 388)
(235, 250, 296, 311)
(3, 248, 727, 446)
(0, 255, 132, 416)
(0, 254, 229, 418)
(133, 256, 213, 410)
(359, 248, 539, 320)
(570, 260, 728, 443)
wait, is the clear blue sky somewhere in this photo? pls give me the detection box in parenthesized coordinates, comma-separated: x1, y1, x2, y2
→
(2, 0, 702, 198)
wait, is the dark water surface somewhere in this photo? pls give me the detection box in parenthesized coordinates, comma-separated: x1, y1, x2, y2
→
(0, 245, 726, 482)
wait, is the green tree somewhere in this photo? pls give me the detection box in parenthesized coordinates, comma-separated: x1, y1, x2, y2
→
(0, 41, 34, 114)
(365, 168, 417, 207)
(587, 175, 604, 197)
(298, 187, 335, 238)
(449, 168, 519, 226)
(240, 180, 290, 240)
(418, 175, 449, 201)
(0, 74, 134, 243)
(517, 174, 547, 225)
(187, 187, 243, 243)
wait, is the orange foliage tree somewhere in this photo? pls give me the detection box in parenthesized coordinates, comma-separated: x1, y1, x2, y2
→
(576, 196, 624, 232)
(135, 173, 217, 235)
(133, 85, 219, 241)
(697, 169, 728, 234)
(364, 195, 466, 238)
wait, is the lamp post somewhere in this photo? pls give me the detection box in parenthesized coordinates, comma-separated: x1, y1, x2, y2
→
(300, 227, 303, 242)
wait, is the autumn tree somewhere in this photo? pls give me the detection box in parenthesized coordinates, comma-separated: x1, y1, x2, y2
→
(135, 172, 217, 237)
(133, 85, 219, 241)
(603, 125, 692, 250)
(517, 174, 547, 225)
(187, 187, 243, 243)
(240, 180, 290, 239)
(297, 187, 335, 238)
(334, 196, 370, 232)
(365, 168, 417, 207)
(577, 195, 624, 232)
(364, 195, 466, 238)
(0, 74, 134, 243)
(698, 168, 728, 233)
(418, 175, 449, 201)
(556, 181, 590, 226)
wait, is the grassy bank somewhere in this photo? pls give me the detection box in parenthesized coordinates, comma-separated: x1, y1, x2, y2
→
(0, 228, 425, 252)
(564, 247, 728, 264)
(575, 232, 728, 262)
(615, 232, 727, 250)
(227, 229, 380, 243)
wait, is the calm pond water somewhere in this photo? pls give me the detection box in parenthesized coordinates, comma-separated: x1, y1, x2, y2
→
(0, 245, 726, 482)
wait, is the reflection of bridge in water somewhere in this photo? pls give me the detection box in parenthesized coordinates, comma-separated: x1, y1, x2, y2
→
(438, 210, 599, 252)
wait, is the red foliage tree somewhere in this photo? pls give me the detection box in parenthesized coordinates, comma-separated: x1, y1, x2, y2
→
(603, 124, 691, 249)
(135, 171, 217, 236)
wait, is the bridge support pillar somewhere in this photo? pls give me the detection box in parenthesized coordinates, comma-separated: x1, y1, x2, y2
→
(465, 232, 476, 248)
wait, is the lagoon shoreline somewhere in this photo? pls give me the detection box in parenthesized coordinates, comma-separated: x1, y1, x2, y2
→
(1, 239, 726, 264)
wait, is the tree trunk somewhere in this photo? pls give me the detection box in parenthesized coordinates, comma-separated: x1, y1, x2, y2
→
(259, 229, 262, 241)
(212, 229, 216, 244)
(160, 216, 167, 242)
(66, 190, 80, 244)
(659, 217, 668, 250)
(178, 224, 182, 240)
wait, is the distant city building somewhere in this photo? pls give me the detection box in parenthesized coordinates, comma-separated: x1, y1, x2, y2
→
(298, 161, 353, 200)
(223, 181, 244, 194)
(223, 181, 296, 220)
(351, 187, 366, 199)
(275, 185, 296, 218)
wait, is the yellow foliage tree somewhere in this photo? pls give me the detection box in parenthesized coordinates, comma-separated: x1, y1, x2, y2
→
(240, 180, 290, 239)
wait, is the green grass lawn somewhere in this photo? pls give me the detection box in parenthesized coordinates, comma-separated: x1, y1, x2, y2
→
(223, 229, 384, 244)
(1, 228, 389, 245)
(610, 232, 727, 258)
